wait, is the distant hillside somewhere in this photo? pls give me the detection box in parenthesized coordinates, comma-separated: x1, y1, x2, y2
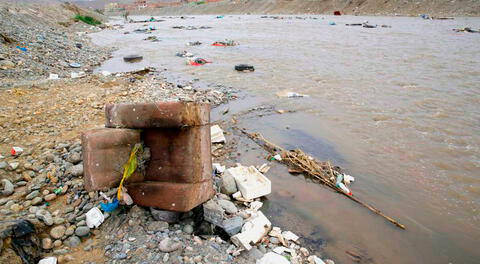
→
(103, 0, 480, 17)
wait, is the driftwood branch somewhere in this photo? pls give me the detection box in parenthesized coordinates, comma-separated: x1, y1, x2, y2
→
(240, 129, 405, 230)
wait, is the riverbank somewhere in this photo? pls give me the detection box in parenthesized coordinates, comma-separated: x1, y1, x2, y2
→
(104, 0, 480, 17)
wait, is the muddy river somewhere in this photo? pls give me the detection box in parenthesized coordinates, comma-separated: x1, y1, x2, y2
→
(91, 15, 480, 263)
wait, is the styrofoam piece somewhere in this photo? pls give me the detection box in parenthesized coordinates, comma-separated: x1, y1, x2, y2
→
(249, 201, 263, 211)
(86, 207, 105, 228)
(211, 125, 226, 143)
(282, 231, 299, 242)
(48, 74, 59, 80)
(226, 165, 271, 200)
(344, 174, 355, 184)
(71, 71, 86, 79)
(213, 163, 226, 173)
(231, 211, 272, 250)
(256, 252, 290, 264)
(38, 257, 57, 264)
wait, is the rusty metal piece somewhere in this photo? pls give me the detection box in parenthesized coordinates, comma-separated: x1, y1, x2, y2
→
(82, 128, 143, 191)
(105, 102, 210, 128)
(127, 180, 215, 212)
(143, 126, 211, 183)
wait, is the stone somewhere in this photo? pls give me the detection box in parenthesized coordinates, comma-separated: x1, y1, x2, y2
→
(0, 60, 15, 69)
(82, 128, 141, 191)
(158, 237, 181, 253)
(146, 221, 169, 232)
(26, 190, 40, 200)
(53, 218, 65, 225)
(50, 225, 66, 239)
(0, 161, 8, 169)
(114, 253, 127, 260)
(150, 208, 180, 223)
(42, 238, 53, 250)
(222, 216, 243, 236)
(44, 193, 57, 201)
(1, 179, 15, 196)
(9, 162, 19, 170)
(183, 224, 194, 234)
(31, 197, 43, 205)
(75, 226, 90, 237)
(203, 200, 224, 227)
(217, 199, 238, 214)
(67, 152, 81, 164)
(66, 236, 81, 248)
(65, 225, 75, 236)
(36, 209, 53, 226)
(10, 203, 22, 213)
(53, 240, 62, 248)
(220, 172, 237, 195)
(67, 164, 83, 177)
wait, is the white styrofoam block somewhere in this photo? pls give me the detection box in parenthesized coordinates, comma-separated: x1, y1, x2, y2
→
(226, 165, 271, 200)
(231, 211, 272, 250)
(211, 125, 226, 143)
(86, 207, 105, 228)
(38, 257, 57, 264)
(256, 252, 290, 264)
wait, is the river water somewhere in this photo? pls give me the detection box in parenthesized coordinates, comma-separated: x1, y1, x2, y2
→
(91, 15, 480, 263)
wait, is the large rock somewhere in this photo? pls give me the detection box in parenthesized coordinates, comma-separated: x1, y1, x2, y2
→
(158, 237, 181, 253)
(203, 200, 224, 227)
(75, 226, 90, 237)
(220, 173, 237, 195)
(65, 235, 81, 248)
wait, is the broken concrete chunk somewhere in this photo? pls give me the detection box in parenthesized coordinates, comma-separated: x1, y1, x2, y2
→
(105, 102, 210, 128)
(82, 128, 142, 191)
(231, 211, 272, 251)
(226, 165, 271, 200)
(210, 125, 226, 143)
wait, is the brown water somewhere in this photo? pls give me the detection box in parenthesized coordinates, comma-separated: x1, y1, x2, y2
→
(91, 15, 480, 263)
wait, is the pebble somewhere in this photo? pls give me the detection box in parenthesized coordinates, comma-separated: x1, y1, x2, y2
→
(50, 225, 66, 239)
(67, 152, 81, 164)
(36, 209, 53, 226)
(67, 164, 83, 176)
(66, 236, 81, 248)
(147, 221, 169, 232)
(26, 190, 40, 200)
(0, 161, 8, 169)
(75, 226, 90, 237)
(42, 238, 53, 249)
(44, 193, 57, 201)
(1, 179, 14, 196)
(53, 240, 62, 248)
(31, 196, 43, 205)
(158, 237, 182, 253)
(9, 162, 19, 170)
(163, 253, 169, 262)
(183, 224, 194, 234)
(10, 203, 22, 212)
(65, 225, 75, 236)
(114, 253, 127, 260)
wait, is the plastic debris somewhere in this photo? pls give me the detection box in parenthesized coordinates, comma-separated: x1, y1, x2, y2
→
(256, 252, 290, 264)
(225, 165, 271, 200)
(176, 51, 194, 58)
(69, 62, 81, 68)
(212, 39, 238, 46)
(213, 163, 226, 174)
(71, 71, 86, 79)
(187, 41, 202, 46)
(329, 21, 336, 25)
(231, 211, 272, 250)
(123, 55, 143, 63)
(211, 125, 226, 143)
(258, 163, 270, 174)
(335, 174, 352, 195)
(48, 73, 59, 80)
(10, 146, 23, 156)
(187, 57, 211, 66)
(16, 46, 27, 52)
(344, 174, 355, 184)
(235, 64, 255, 72)
(86, 207, 105, 228)
(38, 257, 57, 264)
(100, 198, 119, 212)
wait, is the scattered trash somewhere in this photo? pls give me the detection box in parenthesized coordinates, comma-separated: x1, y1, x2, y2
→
(187, 41, 202, 46)
(282, 230, 299, 242)
(433, 17, 454, 20)
(420, 14, 431, 20)
(176, 50, 194, 58)
(100, 198, 119, 212)
(86, 207, 105, 228)
(258, 163, 270, 174)
(328, 21, 336, 25)
(216, 15, 224, 19)
(123, 55, 143, 63)
(187, 58, 211, 66)
(212, 39, 238, 46)
(69, 62, 81, 68)
(333, 11, 342, 16)
(225, 165, 271, 200)
(0, 220, 41, 263)
(172, 26, 212, 30)
(10, 146, 24, 156)
(144, 36, 160, 42)
(71, 71, 86, 79)
(453, 27, 480, 33)
(362, 23, 377, 28)
(345, 23, 362, 26)
(48, 73, 59, 80)
(16, 46, 27, 52)
(344, 174, 355, 184)
(38, 257, 57, 264)
(242, 130, 406, 229)
(231, 211, 272, 250)
(101, 71, 111, 76)
(271, 154, 282, 161)
(257, 252, 290, 264)
(75, 43, 82, 49)
(235, 64, 255, 72)
(211, 125, 226, 143)
(277, 91, 310, 98)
